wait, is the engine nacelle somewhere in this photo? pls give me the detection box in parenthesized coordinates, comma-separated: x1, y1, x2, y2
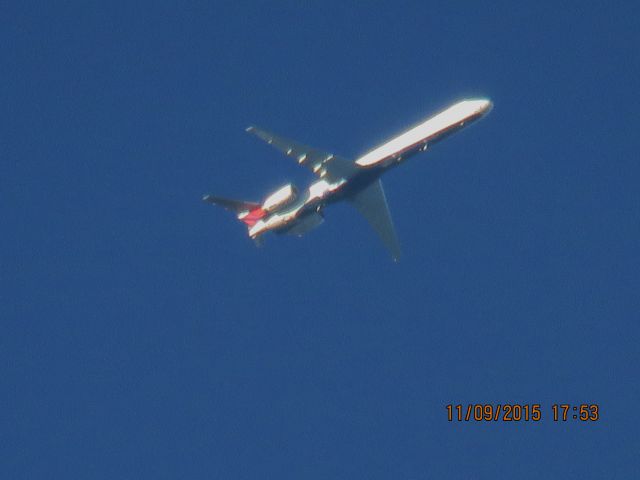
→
(261, 183, 298, 212)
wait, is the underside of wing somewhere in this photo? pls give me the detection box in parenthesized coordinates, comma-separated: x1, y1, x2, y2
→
(246, 126, 358, 182)
(348, 179, 402, 261)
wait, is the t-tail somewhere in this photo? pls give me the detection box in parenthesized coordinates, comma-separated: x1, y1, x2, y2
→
(202, 194, 267, 242)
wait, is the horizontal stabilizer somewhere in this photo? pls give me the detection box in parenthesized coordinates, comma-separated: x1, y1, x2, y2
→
(202, 194, 260, 213)
(202, 194, 267, 228)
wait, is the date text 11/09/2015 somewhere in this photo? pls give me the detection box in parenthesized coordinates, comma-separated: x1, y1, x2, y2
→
(446, 404, 600, 422)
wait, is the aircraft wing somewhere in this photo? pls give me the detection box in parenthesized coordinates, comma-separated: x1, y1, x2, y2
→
(246, 126, 358, 182)
(348, 179, 402, 261)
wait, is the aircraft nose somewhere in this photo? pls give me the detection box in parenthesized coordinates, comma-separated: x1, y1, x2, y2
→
(476, 98, 493, 115)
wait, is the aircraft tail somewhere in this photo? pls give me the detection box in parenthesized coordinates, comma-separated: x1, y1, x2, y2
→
(202, 194, 268, 229)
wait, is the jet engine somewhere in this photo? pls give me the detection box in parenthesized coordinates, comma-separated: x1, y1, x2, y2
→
(261, 183, 298, 212)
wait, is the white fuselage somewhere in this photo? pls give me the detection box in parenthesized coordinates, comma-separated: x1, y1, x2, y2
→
(355, 99, 492, 167)
(248, 98, 492, 238)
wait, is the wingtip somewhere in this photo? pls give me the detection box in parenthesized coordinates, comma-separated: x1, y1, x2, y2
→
(245, 126, 254, 132)
(202, 194, 211, 202)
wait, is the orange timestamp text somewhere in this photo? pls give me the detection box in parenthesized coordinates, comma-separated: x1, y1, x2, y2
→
(446, 404, 600, 422)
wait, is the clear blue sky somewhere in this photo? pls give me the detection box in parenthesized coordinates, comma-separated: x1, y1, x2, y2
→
(3, 1, 639, 478)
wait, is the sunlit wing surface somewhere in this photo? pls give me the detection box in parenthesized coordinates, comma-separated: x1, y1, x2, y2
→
(246, 126, 358, 182)
(348, 179, 401, 261)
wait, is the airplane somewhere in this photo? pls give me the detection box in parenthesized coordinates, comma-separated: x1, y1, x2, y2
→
(203, 98, 493, 261)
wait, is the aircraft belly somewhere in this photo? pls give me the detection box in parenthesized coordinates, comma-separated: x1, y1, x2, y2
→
(278, 211, 324, 236)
